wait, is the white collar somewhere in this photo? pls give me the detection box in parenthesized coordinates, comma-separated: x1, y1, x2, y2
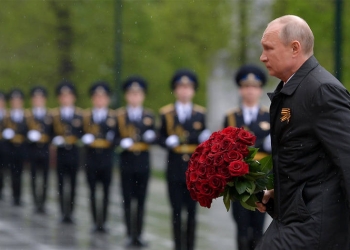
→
(284, 74, 295, 85)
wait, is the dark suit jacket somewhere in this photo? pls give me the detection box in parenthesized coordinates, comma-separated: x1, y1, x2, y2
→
(257, 56, 350, 249)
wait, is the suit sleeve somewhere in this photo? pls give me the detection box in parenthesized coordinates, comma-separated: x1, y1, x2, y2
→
(312, 84, 350, 206)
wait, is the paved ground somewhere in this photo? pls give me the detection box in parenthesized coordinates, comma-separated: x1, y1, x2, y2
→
(0, 167, 271, 250)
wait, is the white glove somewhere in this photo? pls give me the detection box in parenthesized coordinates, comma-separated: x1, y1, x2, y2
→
(27, 130, 42, 142)
(165, 135, 180, 148)
(52, 136, 65, 146)
(263, 134, 272, 153)
(198, 129, 211, 143)
(81, 133, 95, 145)
(120, 138, 134, 149)
(2, 128, 15, 140)
(142, 130, 156, 143)
(106, 130, 115, 142)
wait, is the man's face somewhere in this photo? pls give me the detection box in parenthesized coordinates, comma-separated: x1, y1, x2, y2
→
(92, 93, 110, 109)
(10, 97, 23, 109)
(239, 85, 262, 106)
(260, 24, 294, 82)
(31, 95, 46, 108)
(125, 89, 145, 107)
(174, 84, 195, 103)
(58, 92, 76, 107)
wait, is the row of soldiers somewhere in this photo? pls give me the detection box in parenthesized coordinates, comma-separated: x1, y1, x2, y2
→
(0, 65, 270, 250)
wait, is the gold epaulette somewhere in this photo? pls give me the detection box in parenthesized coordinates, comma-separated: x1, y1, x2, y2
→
(193, 104, 206, 113)
(50, 108, 60, 117)
(159, 104, 174, 114)
(74, 107, 83, 115)
(260, 106, 270, 113)
(115, 107, 126, 117)
(225, 107, 241, 116)
(143, 107, 155, 116)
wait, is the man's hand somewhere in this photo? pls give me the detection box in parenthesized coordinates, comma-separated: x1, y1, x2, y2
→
(256, 189, 274, 213)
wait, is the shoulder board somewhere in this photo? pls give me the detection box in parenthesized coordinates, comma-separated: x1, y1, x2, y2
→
(115, 107, 126, 116)
(260, 106, 269, 113)
(25, 109, 32, 117)
(159, 104, 174, 114)
(143, 107, 155, 116)
(108, 109, 116, 117)
(74, 107, 83, 115)
(82, 108, 92, 116)
(193, 104, 206, 113)
(50, 108, 60, 116)
(225, 107, 241, 116)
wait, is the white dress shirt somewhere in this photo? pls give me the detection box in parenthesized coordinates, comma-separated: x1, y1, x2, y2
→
(11, 109, 24, 123)
(127, 106, 143, 122)
(242, 104, 259, 125)
(175, 101, 192, 124)
(92, 108, 108, 123)
(33, 107, 46, 120)
(60, 106, 74, 120)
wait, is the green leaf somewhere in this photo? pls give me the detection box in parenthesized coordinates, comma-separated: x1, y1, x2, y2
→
(245, 194, 259, 208)
(266, 174, 274, 190)
(247, 147, 259, 160)
(240, 193, 251, 202)
(240, 200, 256, 211)
(248, 160, 261, 172)
(223, 189, 231, 211)
(245, 181, 256, 195)
(259, 155, 273, 173)
(235, 179, 248, 195)
(227, 181, 234, 187)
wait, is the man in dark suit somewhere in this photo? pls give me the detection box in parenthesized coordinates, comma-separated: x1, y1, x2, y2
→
(256, 15, 350, 249)
(26, 86, 53, 213)
(82, 81, 116, 233)
(223, 65, 270, 250)
(0, 91, 7, 200)
(159, 69, 210, 250)
(51, 81, 83, 223)
(2, 89, 28, 206)
(115, 76, 156, 247)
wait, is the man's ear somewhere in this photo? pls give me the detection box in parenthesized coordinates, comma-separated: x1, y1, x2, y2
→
(291, 40, 301, 56)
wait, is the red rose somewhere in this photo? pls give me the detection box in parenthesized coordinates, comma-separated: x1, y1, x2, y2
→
(205, 156, 214, 166)
(196, 165, 207, 176)
(198, 153, 207, 164)
(219, 138, 235, 151)
(228, 160, 249, 176)
(197, 195, 212, 208)
(199, 181, 216, 197)
(236, 143, 249, 157)
(222, 126, 239, 135)
(208, 175, 226, 193)
(224, 150, 243, 163)
(211, 142, 221, 153)
(206, 166, 216, 176)
(216, 165, 232, 180)
(213, 153, 225, 167)
(237, 129, 256, 146)
(189, 172, 199, 182)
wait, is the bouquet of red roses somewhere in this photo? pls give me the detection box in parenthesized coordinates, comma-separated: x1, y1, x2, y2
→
(186, 126, 273, 211)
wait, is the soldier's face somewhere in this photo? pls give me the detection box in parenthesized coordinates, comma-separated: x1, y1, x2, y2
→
(31, 95, 46, 108)
(92, 93, 110, 108)
(174, 84, 195, 103)
(239, 85, 262, 105)
(125, 90, 145, 107)
(58, 92, 76, 107)
(10, 97, 23, 109)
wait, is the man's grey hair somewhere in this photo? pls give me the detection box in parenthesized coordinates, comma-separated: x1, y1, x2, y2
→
(270, 15, 314, 57)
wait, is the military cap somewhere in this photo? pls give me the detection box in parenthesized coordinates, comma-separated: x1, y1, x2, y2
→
(171, 69, 198, 90)
(235, 64, 267, 87)
(89, 81, 111, 96)
(122, 76, 147, 93)
(56, 81, 76, 96)
(30, 86, 48, 97)
(8, 88, 24, 100)
(0, 91, 6, 101)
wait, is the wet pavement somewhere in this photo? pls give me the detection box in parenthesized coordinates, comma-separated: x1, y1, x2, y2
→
(0, 167, 271, 250)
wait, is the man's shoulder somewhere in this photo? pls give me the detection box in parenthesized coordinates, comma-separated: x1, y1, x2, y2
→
(159, 104, 174, 115)
(308, 64, 345, 90)
(225, 107, 242, 117)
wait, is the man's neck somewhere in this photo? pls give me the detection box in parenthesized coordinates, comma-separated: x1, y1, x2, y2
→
(242, 101, 259, 108)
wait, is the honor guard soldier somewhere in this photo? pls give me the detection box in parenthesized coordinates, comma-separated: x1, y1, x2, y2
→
(26, 86, 53, 213)
(223, 65, 271, 250)
(115, 76, 156, 247)
(81, 81, 116, 233)
(51, 81, 83, 223)
(159, 69, 211, 250)
(0, 92, 7, 199)
(2, 89, 28, 206)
